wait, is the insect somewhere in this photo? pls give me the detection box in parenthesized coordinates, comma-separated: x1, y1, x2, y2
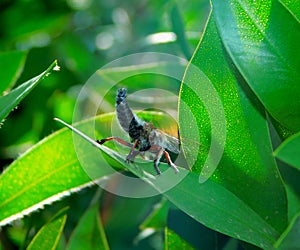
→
(97, 88, 180, 175)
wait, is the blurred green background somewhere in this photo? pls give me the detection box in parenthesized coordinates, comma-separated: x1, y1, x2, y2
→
(0, 0, 212, 249)
(0, 0, 209, 166)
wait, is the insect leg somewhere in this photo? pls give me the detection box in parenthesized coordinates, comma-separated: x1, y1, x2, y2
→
(96, 137, 133, 147)
(126, 140, 139, 163)
(139, 151, 146, 160)
(164, 150, 179, 174)
(97, 137, 143, 162)
(154, 148, 164, 175)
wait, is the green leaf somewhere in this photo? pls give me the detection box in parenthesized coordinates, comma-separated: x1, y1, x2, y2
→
(0, 113, 283, 249)
(164, 173, 278, 249)
(274, 131, 300, 170)
(103, 196, 160, 248)
(274, 213, 300, 249)
(164, 227, 196, 250)
(212, 0, 300, 131)
(135, 199, 169, 244)
(0, 115, 114, 227)
(179, 8, 287, 235)
(140, 199, 169, 230)
(53, 117, 279, 248)
(66, 192, 109, 250)
(170, 3, 193, 59)
(167, 207, 219, 249)
(278, 162, 300, 221)
(285, 184, 300, 222)
(280, 0, 300, 22)
(0, 111, 174, 227)
(0, 50, 27, 94)
(26, 207, 68, 250)
(0, 60, 59, 123)
(222, 238, 240, 250)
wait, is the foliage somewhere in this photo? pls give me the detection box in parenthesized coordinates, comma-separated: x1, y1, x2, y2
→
(0, 0, 299, 249)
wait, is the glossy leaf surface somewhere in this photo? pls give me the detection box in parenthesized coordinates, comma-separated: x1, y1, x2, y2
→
(179, 11, 287, 234)
(212, 0, 300, 131)
(0, 112, 280, 248)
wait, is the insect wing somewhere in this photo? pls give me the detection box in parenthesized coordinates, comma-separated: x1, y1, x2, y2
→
(158, 130, 180, 154)
(159, 130, 201, 172)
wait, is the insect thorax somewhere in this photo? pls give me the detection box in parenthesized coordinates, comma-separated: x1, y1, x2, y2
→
(129, 118, 152, 151)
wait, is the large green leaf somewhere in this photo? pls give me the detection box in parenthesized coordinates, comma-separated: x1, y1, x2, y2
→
(0, 111, 176, 227)
(179, 7, 287, 234)
(0, 60, 59, 123)
(212, 0, 300, 131)
(274, 131, 300, 170)
(0, 115, 113, 227)
(280, 0, 300, 22)
(164, 173, 278, 249)
(0, 50, 27, 94)
(0, 109, 282, 247)
(52, 116, 279, 248)
(26, 207, 68, 250)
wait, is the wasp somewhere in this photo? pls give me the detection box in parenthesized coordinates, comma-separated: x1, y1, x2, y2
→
(97, 88, 180, 175)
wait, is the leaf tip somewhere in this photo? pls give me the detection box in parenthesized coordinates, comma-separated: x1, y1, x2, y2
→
(53, 60, 60, 71)
(53, 117, 65, 127)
